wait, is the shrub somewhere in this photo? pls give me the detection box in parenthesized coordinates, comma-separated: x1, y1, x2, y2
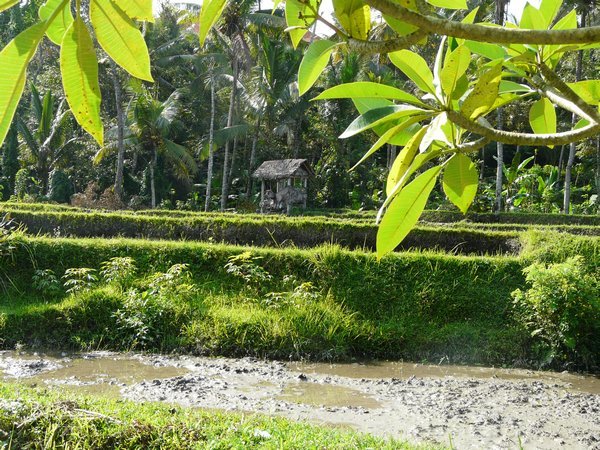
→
(32, 269, 62, 296)
(100, 257, 137, 286)
(225, 252, 272, 292)
(512, 256, 600, 369)
(62, 268, 98, 294)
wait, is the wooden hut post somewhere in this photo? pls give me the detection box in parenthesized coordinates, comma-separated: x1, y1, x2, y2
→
(260, 179, 265, 213)
(303, 178, 308, 208)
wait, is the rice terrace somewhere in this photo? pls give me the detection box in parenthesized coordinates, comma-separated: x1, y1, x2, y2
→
(0, 0, 599, 448)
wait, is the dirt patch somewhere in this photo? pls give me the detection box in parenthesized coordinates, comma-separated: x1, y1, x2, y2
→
(1, 352, 598, 449)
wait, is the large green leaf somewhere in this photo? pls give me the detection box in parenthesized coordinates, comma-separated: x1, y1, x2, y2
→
(90, 0, 153, 81)
(350, 116, 425, 171)
(298, 39, 339, 96)
(539, 0, 562, 29)
(426, 0, 467, 9)
(198, 0, 226, 46)
(440, 44, 471, 99)
(340, 105, 425, 139)
(0, 0, 19, 13)
(460, 62, 502, 119)
(567, 80, 600, 105)
(39, 0, 73, 45)
(119, 0, 154, 22)
(333, 0, 371, 39)
(377, 165, 442, 259)
(314, 82, 424, 106)
(464, 40, 505, 60)
(286, 0, 317, 49)
(383, 15, 419, 37)
(389, 50, 436, 94)
(0, 22, 47, 148)
(61, 18, 103, 146)
(529, 98, 556, 135)
(419, 112, 451, 152)
(443, 153, 478, 214)
(520, 3, 545, 30)
(387, 126, 428, 196)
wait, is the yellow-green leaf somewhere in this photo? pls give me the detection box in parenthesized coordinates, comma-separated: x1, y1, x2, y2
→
(387, 126, 428, 196)
(426, 0, 467, 9)
(313, 82, 425, 106)
(286, 0, 317, 49)
(389, 50, 435, 94)
(90, 0, 153, 81)
(0, 0, 19, 13)
(61, 18, 103, 146)
(443, 153, 478, 214)
(120, 0, 154, 23)
(460, 62, 502, 119)
(377, 165, 442, 259)
(440, 44, 471, 98)
(39, 0, 73, 45)
(198, 0, 226, 46)
(298, 39, 338, 96)
(567, 80, 600, 105)
(529, 98, 556, 147)
(341, 105, 425, 139)
(333, 0, 371, 40)
(0, 22, 47, 148)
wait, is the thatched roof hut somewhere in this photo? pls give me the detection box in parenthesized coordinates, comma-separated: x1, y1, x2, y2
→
(252, 159, 314, 213)
(252, 159, 314, 180)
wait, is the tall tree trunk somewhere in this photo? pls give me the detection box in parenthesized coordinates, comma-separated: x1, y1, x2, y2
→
(564, 10, 586, 214)
(494, 0, 506, 213)
(246, 117, 261, 197)
(111, 62, 126, 200)
(229, 137, 238, 184)
(150, 148, 157, 209)
(557, 145, 565, 184)
(221, 59, 239, 211)
(205, 69, 216, 212)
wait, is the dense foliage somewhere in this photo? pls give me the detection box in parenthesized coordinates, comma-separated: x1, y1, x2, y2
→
(0, 0, 598, 256)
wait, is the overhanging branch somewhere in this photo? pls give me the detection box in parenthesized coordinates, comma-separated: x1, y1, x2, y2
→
(446, 110, 600, 146)
(364, 0, 600, 45)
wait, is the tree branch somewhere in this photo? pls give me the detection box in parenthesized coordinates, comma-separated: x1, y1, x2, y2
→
(446, 109, 600, 146)
(348, 30, 428, 54)
(364, 0, 600, 45)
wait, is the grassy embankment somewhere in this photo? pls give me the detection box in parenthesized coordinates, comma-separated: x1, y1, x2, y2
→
(0, 383, 438, 449)
(1, 216, 598, 368)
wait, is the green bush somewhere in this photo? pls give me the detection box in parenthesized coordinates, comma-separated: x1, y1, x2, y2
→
(512, 256, 600, 369)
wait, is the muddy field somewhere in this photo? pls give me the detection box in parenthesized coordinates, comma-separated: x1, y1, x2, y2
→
(1, 351, 598, 449)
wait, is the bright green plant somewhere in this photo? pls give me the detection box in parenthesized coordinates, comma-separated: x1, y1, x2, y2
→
(32, 269, 62, 296)
(100, 257, 137, 286)
(62, 267, 98, 294)
(147, 263, 196, 298)
(512, 256, 600, 367)
(224, 251, 272, 291)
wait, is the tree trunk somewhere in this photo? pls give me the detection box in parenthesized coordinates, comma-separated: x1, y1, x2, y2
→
(246, 118, 261, 197)
(221, 59, 239, 211)
(229, 137, 238, 184)
(494, 0, 506, 213)
(205, 69, 216, 212)
(564, 10, 586, 214)
(150, 148, 157, 209)
(111, 62, 126, 200)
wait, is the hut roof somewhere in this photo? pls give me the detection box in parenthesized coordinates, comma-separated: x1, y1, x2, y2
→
(252, 159, 314, 180)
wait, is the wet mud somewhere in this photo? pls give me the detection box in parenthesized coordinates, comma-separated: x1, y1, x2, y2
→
(1, 351, 598, 449)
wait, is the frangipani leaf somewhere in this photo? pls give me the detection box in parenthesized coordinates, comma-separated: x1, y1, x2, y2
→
(389, 50, 436, 94)
(61, 18, 103, 146)
(460, 62, 502, 119)
(0, 0, 19, 13)
(440, 44, 471, 98)
(426, 0, 467, 9)
(333, 0, 371, 39)
(443, 153, 478, 214)
(340, 105, 425, 139)
(387, 126, 428, 196)
(91, 0, 153, 81)
(0, 22, 47, 148)
(120, 0, 154, 22)
(198, 0, 227, 46)
(298, 40, 339, 96)
(529, 98, 556, 146)
(39, 0, 73, 45)
(377, 165, 442, 259)
(314, 82, 425, 106)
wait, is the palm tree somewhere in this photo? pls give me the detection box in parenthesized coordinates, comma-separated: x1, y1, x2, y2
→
(96, 89, 198, 208)
(15, 85, 77, 195)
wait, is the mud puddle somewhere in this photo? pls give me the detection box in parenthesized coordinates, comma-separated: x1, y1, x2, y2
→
(1, 351, 598, 450)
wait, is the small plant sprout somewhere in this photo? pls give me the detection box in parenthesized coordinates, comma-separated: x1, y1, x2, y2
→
(62, 268, 98, 294)
(32, 269, 62, 296)
(100, 257, 137, 285)
(225, 252, 272, 290)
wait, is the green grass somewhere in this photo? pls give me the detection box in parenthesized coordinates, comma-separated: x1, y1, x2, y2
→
(0, 383, 440, 449)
